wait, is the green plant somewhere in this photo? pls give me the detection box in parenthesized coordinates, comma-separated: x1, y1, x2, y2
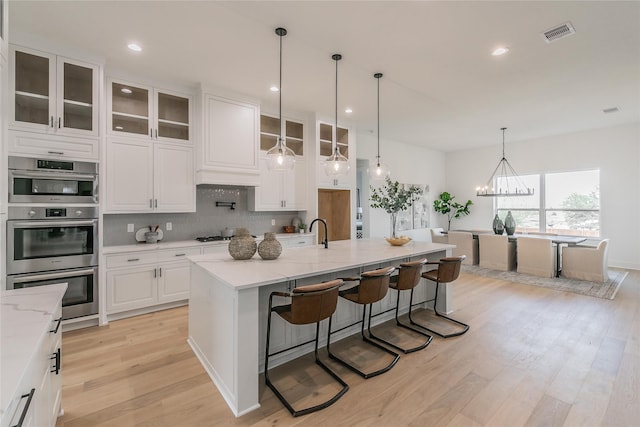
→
(370, 177, 423, 238)
(299, 223, 307, 230)
(433, 192, 473, 231)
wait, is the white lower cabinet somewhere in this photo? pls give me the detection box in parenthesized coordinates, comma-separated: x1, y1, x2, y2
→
(2, 301, 62, 427)
(105, 247, 199, 316)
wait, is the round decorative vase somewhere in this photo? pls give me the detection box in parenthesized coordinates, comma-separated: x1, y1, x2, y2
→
(492, 214, 504, 235)
(504, 211, 516, 236)
(258, 232, 282, 260)
(228, 227, 257, 260)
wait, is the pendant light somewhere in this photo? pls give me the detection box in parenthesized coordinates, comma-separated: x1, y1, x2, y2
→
(265, 27, 295, 172)
(476, 127, 534, 197)
(324, 53, 350, 177)
(368, 72, 390, 181)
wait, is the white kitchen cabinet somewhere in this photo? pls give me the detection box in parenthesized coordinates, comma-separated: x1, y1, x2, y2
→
(107, 78, 191, 143)
(105, 247, 199, 317)
(316, 122, 354, 189)
(277, 234, 314, 248)
(105, 138, 194, 213)
(9, 45, 100, 138)
(196, 93, 260, 186)
(0, 0, 7, 62)
(1, 288, 63, 427)
(248, 157, 307, 211)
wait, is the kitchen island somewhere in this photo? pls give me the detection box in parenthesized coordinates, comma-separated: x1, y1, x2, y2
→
(187, 239, 453, 416)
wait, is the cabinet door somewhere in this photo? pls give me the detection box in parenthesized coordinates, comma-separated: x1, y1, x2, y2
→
(157, 261, 191, 303)
(57, 57, 99, 136)
(106, 266, 157, 313)
(283, 158, 307, 210)
(155, 89, 190, 142)
(10, 46, 56, 132)
(105, 139, 154, 212)
(202, 94, 258, 172)
(108, 79, 152, 139)
(251, 154, 285, 211)
(154, 143, 195, 212)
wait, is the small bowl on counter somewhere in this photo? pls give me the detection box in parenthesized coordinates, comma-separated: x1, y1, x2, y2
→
(282, 225, 296, 233)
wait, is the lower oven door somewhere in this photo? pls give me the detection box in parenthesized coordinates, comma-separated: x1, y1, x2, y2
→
(7, 218, 98, 275)
(6, 267, 99, 320)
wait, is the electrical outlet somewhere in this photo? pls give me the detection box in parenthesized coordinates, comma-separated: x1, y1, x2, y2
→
(166, 222, 172, 231)
(271, 219, 276, 226)
(127, 224, 134, 233)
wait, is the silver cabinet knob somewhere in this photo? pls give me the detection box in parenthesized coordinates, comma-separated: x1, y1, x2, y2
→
(28, 210, 37, 217)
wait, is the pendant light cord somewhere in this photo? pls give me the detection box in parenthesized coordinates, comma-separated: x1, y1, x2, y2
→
(279, 32, 283, 143)
(501, 127, 506, 160)
(335, 55, 338, 155)
(377, 74, 381, 165)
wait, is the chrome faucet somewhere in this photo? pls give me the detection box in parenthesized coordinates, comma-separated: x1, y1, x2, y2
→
(309, 218, 329, 249)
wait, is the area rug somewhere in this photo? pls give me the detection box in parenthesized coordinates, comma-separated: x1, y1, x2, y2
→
(461, 265, 627, 300)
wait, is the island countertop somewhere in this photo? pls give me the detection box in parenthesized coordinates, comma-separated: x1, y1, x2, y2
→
(188, 238, 454, 290)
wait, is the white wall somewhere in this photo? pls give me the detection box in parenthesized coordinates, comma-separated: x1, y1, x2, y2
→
(357, 132, 446, 241)
(444, 123, 640, 269)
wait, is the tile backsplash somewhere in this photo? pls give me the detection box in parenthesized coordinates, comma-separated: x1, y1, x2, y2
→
(102, 185, 308, 246)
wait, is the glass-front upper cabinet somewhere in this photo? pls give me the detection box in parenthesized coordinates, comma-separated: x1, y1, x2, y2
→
(108, 78, 191, 143)
(319, 122, 348, 158)
(10, 46, 99, 136)
(259, 113, 304, 156)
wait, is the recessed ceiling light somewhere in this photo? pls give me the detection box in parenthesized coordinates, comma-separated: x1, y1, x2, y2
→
(345, 108, 353, 114)
(270, 85, 279, 92)
(121, 88, 132, 94)
(128, 43, 142, 52)
(492, 47, 509, 56)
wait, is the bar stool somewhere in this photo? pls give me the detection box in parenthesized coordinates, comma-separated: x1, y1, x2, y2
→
(265, 279, 348, 417)
(369, 258, 432, 353)
(326, 266, 400, 379)
(415, 256, 469, 338)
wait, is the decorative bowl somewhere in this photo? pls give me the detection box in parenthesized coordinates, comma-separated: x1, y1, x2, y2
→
(283, 225, 296, 233)
(385, 236, 412, 246)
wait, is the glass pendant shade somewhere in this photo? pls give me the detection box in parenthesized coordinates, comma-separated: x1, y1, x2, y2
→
(324, 146, 350, 177)
(266, 137, 296, 171)
(368, 72, 390, 182)
(267, 27, 295, 172)
(368, 158, 391, 181)
(325, 53, 349, 178)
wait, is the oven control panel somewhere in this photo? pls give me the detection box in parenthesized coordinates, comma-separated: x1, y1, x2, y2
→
(8, 206, 98, 220)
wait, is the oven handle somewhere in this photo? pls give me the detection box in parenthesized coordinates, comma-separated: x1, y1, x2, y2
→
(10, 220, 98, 228)
(11, 268, 97, 284)
(10, 171, 97, 181)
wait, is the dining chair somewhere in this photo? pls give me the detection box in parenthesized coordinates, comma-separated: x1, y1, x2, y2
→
(430, 227, 448, 244)
(478, 234, 516, 271)
(561, 239, 610, 282)
(516, 236, 556, 278)
(447, 231, 478, 265)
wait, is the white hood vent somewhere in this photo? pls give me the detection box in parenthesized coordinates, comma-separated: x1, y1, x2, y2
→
(542, 22, 576, 43)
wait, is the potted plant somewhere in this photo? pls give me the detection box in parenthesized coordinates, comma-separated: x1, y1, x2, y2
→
(370, 177, 423, 243)
(298, 223, 307, 234)
(433, 191, 473, 231)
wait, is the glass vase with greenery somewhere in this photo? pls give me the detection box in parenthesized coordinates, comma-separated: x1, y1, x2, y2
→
(370, 177, 423, 238)
(433, 191, 473, 231)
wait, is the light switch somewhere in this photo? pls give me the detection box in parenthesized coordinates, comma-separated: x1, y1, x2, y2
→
(271, 219, 276, 226)
(127, 224, 134, 233)
(166, 222, 173, 231)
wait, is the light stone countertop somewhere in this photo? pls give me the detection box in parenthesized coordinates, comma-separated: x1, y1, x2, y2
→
(1, 283, 67, 419)
(101, 233, 311, 254)
(188, 238, 454, 290)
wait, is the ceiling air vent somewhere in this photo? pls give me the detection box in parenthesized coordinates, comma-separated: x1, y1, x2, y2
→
(542, 22, 576, 43)
(603, 107, 619, 114)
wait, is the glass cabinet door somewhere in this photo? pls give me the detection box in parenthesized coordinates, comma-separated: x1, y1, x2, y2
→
(61, 61, 95, 132)
(13, 50, 54, 127)
(111, 81, 151, 136)
(156, 91, 190, 141)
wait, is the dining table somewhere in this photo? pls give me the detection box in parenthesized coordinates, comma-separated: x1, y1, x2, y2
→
(450, 230, 587, 277)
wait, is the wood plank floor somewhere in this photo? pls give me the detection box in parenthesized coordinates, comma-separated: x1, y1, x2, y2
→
(55, 270, 640, 426)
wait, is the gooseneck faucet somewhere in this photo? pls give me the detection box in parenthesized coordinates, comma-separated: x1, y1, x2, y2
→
(309, 218, 329, 249)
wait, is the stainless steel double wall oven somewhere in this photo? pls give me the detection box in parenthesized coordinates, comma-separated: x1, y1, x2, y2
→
(6, 156, 99, 320)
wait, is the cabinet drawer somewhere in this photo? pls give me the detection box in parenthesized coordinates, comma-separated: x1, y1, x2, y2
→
(156, 247, 201, 262)
(280, 235, 314, 248)
(105, 251, 158, 269)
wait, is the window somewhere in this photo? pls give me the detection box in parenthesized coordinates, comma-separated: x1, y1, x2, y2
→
(496, 170, 600, 237)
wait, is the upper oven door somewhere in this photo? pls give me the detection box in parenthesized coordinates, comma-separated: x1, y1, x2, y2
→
(9, 170, 98, 203)
(7, 218, 99, 274)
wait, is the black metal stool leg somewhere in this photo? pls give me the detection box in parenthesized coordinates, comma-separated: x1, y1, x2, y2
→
(408, 280, 469, 338)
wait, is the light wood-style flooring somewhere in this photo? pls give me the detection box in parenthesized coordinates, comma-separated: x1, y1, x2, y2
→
(55, 270, 640, 427)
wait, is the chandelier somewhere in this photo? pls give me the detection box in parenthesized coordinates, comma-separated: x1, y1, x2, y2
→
(476, 127, 534, 197)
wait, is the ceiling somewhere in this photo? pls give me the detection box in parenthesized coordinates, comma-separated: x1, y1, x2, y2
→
(8, 1, 640, 152)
